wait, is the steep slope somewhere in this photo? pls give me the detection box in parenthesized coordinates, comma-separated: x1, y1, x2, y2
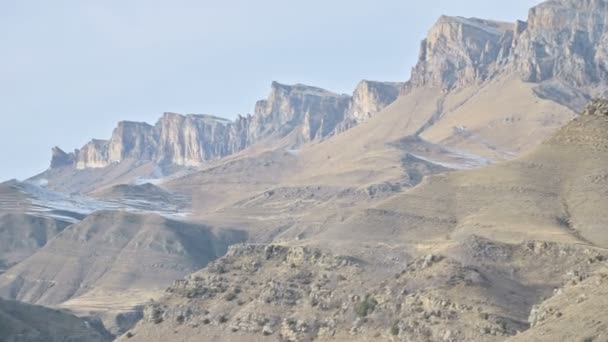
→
(406, 16, 513, 91)
(512, 0, 608, 87)
(507, 266, 608, 342)
(0, 298, 111, 342)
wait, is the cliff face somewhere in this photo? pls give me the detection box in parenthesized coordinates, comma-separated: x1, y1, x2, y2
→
(249, 82, 351, 144)
(407, 0, 608, 92)
(108, 121, 156, 164)
(337, 80, 403, 132)
(76, 139, 111, 169)
(512, 0, 608, 86)
(155, 114, 235, 167)
(53, 81, 401, 170)
(407, 16, 513, 91)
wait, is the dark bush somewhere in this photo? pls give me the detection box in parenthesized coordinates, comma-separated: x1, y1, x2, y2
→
(355, 294, 378, 317)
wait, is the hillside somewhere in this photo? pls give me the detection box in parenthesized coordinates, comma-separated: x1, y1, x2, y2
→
(119, 99, 608, 341)
(0, 211, 246, 334)
(0, 297, 111, 342)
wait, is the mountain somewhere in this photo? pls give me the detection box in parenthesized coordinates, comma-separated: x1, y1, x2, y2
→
(0, 297, 111, 342)
(34, 0, 608, 195)
(118, 97, 608, 342)
(6, 0, 608, 340)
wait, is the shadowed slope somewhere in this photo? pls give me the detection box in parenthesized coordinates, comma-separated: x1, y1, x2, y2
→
(0, 298, 111, 342)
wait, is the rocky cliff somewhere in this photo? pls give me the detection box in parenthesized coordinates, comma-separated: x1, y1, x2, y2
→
(512, 0, 608, 86)
(406, 16, 513, 90)
(51, 81, 402, 170)
(406, 0, 608, 93)
(337, 80, 404, 131)
(249, 82, 351, 143)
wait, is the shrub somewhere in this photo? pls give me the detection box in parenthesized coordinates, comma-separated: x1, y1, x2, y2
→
(224, 292, 237, 301)
(390, 323, 400, 336)
(355, 294, 378, 317)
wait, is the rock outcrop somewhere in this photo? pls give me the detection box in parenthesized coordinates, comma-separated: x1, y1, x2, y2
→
(337, 80, 403, 131)
(50, 147, 75, 169)
(406, 0, 608, 93)
(155, 113, 236, 167)
(108, 121, 156, 164)
(511, 0, 608, 86)
(76, 139, 111, 169)
(50, 81, 401, 170)
(249, 82, 351, 143)
(406, 16, 513, 91)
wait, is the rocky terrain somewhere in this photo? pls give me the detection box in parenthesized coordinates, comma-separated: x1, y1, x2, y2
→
(2, 0, 608, 341)
(121, 238, 608, 342)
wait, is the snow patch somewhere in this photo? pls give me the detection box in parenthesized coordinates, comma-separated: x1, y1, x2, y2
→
(411, 148, 492, 170)
(8, 181, 190, 222)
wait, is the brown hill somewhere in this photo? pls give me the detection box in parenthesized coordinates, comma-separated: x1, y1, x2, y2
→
(0, 297, 111, 342)
(0, 210, 246, 334)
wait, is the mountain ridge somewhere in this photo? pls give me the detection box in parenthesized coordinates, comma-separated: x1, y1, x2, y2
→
(35, 0, 608, 194)
(48, 80, 403, 172)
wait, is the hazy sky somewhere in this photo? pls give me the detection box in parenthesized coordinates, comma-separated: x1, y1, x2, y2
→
(0, 0, 543, 181)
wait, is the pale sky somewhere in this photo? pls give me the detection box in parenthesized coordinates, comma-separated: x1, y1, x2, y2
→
(0, 0, 543, 181)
